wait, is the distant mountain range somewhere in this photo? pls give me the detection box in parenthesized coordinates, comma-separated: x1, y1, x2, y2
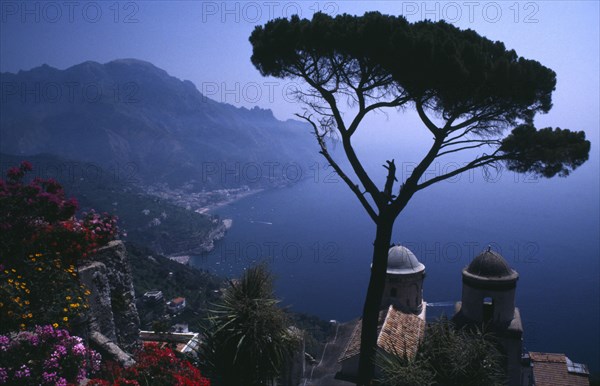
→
(0, 59, 317, 189)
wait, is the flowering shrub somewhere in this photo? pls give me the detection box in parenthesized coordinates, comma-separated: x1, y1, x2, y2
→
(0, 252, 91, 332)
(88, 344, 210, 386)
(0, 162, 118, 332)
(0, 162, 118, 265)
(0, 325, 101, 385)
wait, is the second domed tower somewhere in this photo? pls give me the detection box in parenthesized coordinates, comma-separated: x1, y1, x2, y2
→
(382, 245, 426, 314)
(459, 247, 519, 326)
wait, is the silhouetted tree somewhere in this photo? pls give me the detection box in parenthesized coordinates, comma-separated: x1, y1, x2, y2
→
(249, 12, 590, 385)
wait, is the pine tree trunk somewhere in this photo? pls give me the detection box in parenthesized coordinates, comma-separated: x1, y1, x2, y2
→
(356, 217, 394, 385)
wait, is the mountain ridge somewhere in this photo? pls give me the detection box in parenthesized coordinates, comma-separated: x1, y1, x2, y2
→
(1, 59, 317, 189)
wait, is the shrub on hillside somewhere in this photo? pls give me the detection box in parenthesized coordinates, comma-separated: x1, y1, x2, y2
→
(0, 161, 118, 332)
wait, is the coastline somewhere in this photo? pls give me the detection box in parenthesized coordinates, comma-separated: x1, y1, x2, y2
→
(167, 189, 261, 261)
(195, 188, 265, 215)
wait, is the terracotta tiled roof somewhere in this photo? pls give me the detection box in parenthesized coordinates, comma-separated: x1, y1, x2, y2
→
(377, 306, 425, 358)
(171, 297, 185, 304)
(339, 306, 425, 361)
(530, 352, 590, 386)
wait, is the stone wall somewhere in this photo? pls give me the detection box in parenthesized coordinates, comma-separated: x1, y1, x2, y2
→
(78, 240, 141, 363)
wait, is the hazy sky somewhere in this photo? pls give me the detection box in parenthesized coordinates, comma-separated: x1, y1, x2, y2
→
(1, 2, 597, 119)
(1, 1, 599, 171)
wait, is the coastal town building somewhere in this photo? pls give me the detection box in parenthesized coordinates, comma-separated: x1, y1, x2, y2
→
(167, 297, 186, 314)
(139, 330, 200, 355)
(142, 289, 164, 303)
(526, 352, 591, 386)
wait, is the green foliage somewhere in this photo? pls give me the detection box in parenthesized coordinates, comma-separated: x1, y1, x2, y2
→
(376, 317, 506, 386)
(250, 12, 589, 183)
(65, 179, 217, 256)
(199, 263, 297, 385)
(376, 349, 435, 386)
(125, 242, 224, 332)
(501, 125, 591, 177)
(250, 12, 555, 127)
(420, 318, 505, 385)
(286, 311, 333, 359)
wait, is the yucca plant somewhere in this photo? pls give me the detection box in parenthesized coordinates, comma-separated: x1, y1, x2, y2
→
(199, 263, 296, 386)
(376, 348, 435, 386)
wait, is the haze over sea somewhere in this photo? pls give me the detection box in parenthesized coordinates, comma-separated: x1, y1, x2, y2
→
(193, 149, 600, 374)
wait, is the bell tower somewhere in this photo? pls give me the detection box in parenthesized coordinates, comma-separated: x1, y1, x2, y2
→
(454, 247, 524, 385)
(382, 245, 426, 315)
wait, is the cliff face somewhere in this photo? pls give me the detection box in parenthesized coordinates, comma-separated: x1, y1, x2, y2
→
(198, 219, 229, 254)
(78, 240, 141, 364)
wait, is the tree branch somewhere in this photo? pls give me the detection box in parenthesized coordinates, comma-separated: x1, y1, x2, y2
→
(296, 113, 378, 222)
(437, 141, 501, 158)
(416, 100, 441, 138)
(416, 151, 505, 191)
(391, 135, 445, 214)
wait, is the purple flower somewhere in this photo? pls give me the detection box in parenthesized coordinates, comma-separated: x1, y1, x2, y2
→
(2, 326, 100, 384)
(72, 343, 86, 356)
(0, 336, 9, 352)
(42, 371, 57, 383)
(0, 368, 7, 384)
(55, 377, 67, 386)
(14, 365, 30, 378)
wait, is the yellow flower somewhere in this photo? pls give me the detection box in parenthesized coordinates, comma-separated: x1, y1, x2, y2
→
(52, 323, 59, 328)
(27, 313, 32, 318)
(63, 317, 68, 322)
(65, 296, 72, 301)
(63, 308, 68, 312)
(35, 253, 42, 257)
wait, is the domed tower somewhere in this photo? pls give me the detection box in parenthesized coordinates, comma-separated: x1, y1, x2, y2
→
(459, 247, 519, 326)
(381, 245, 426, 314)
(455, 247, 524, 386)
